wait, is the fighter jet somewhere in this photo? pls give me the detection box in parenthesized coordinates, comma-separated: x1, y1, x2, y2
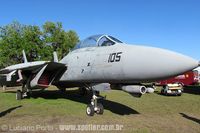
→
(0, 34, 199, 116)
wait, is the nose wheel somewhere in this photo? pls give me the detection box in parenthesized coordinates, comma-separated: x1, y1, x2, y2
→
(86, 91, 105, 116)
(86, 104, 95, 116)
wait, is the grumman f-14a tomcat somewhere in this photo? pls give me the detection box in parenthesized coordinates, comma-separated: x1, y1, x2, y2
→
(0, 34, 199, 116)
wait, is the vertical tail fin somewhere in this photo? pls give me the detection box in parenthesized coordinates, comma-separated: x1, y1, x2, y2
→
(53, 51, 58, 62)
(22, 50, 28, 63)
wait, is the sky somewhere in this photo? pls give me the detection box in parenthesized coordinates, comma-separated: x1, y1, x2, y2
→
(0, 0, 200, 60)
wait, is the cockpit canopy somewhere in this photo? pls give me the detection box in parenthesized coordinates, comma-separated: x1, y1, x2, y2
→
(73, 34, 123, 50)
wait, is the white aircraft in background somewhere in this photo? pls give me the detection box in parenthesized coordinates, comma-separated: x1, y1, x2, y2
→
(0, 34, 199, 116)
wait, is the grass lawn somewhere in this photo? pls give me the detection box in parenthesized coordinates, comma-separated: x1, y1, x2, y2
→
(0, 86, 199, 133)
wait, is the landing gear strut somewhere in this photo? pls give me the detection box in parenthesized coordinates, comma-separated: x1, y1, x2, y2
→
(16, 90, 22, 100)
(16, 84, 31, 100)
(86, 91, 104, 116)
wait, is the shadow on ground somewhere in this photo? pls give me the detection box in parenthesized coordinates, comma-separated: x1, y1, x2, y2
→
(183, 86, 200, 95)
(33, 90, 139, 115)
(0, 105, 22, 117)
(180, 113, 200, 125)
(5, 90, 139, 115)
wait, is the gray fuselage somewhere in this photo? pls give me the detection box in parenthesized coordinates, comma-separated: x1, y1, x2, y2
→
(58, 43, 198, 87)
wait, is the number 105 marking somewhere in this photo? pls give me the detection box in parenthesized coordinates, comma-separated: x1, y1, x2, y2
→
(108, 52, 122, 63)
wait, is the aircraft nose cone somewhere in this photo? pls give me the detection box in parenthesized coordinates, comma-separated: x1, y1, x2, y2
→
(122, 45, 199, 81)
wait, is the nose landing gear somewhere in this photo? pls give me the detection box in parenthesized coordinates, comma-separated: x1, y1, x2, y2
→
(86, 91, 105, 116)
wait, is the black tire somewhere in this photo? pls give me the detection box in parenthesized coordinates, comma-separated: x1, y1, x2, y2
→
(96, 103, 104, 115)
(16, 90, 22, 100)
(86, 104, 95, 116)
(26, 91, 31, 98)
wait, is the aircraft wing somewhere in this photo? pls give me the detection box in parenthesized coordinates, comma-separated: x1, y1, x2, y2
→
(0, 61, 48, 74)
(0, 61, 67, 88)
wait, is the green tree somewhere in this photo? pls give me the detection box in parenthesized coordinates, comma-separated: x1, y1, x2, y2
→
(22, 25, 53, 61)
(42, 21, 79, 59)
(0, 21, 26, 66)
(0, 21, 79, 68)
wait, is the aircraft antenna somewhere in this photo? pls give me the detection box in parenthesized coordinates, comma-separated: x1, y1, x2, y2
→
(22, 50, 28, 63)
(53, 51, 58, 62)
